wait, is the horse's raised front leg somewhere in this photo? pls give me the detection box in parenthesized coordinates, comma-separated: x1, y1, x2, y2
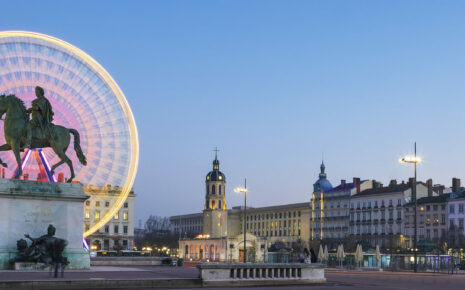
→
(12, 142, 22, 179)
(0, 143, 11, 167)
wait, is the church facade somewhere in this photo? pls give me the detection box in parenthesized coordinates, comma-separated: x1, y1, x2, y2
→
(170, 154, 310, 262)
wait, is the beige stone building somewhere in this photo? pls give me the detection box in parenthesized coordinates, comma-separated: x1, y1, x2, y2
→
(83, 185, 136, 251)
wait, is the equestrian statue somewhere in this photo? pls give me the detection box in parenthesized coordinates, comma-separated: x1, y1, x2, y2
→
(0, 86, 87, 182)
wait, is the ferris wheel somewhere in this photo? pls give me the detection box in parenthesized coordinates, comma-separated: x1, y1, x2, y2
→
(0, 31, 139, 237)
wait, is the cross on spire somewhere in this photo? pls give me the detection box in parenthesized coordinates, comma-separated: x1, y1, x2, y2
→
(213, 147, 219, 160)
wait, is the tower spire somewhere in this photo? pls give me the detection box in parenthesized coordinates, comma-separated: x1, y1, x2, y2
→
(212, 147, 220, 170)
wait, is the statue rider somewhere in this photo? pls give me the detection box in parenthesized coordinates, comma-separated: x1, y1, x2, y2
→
(25, 86, 54, 148)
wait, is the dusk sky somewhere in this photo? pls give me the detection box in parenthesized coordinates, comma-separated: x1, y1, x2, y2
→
(2, 1, 465, 223)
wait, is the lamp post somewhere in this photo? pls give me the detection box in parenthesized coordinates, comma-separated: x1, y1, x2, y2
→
(400, 142, 421, 273)
(234, 179, 248, 263)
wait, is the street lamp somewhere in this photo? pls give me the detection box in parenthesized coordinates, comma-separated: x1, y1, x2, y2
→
(399, 142, 421, 273)
(234, 179, 248, 263)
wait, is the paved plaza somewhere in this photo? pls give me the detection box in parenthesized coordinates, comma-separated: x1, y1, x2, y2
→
(1, 265, 465, 289)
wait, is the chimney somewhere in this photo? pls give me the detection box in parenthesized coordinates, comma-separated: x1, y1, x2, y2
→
(452, 178, 461, 193)
(408, 178, 415, 185)
(427, 179, 433, 197)
(353, 177, 361, 193)
(389, 179, 397, 187)
(341, 179, 346, 186)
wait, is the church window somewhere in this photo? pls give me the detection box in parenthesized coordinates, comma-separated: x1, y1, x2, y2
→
(219, 185, 222, 195)
(212, 185, 216, 195)
(218, 200, 222, 209)
(212, 200, 216, 209)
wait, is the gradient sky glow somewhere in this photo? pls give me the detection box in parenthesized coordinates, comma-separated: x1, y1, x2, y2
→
(1, 1, 465, 223)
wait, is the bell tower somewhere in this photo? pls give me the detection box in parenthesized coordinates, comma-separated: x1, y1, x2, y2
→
(203, 149, 227, 238)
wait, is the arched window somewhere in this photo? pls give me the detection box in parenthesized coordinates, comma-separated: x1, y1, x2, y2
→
(219, 200, 222, 209)
(212, 200, 216, 209)
(206, 185, 209, 194)
(219, 185, 222, 195)
(212, 185, 216, 195)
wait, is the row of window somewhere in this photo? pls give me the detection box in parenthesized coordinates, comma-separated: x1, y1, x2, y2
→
(207, 199, 223, 210)
(449, 204, 465, 214)
(351, 224, 402, 235)
(404, 214, 445, 225)
(350, 210, 402, 221)
(246, 219, 301, 230)
(206, 185, 223, 195)
(92, 239, 129, 249)
(314, 201, 348, 209)
(85, 209, 129, 221)
(246, 211, 301, 221)
(351, 199, 402, 209)
(85, 201, 129, 208)
(251, 229, 301, 237)
(85, 224, 129, 234)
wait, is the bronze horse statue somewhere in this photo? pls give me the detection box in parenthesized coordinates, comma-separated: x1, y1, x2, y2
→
(0, 94, 87, 182)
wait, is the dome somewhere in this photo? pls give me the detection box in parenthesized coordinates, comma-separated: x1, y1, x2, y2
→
(313, 161, 332, 192)
(206, 170, 226, 182)
(314, 178, 333, 192)
(206, 154, 226, 182)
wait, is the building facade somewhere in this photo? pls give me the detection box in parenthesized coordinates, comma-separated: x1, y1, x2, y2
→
(349, 180, 436, 249)
(84, 185, 136, 251)
(310, 164, 374, 242)
(404, 192, 449, 248)
(446, 179, 465, 248)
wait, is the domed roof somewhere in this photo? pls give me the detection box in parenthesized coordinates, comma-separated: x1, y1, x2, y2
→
(206, 170, 226, 182)
(206, 156, 226, 182)
(313, 161, 332, 192)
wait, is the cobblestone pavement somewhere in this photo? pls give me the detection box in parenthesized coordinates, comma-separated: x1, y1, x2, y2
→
(0, 265, 199, 281)
(2, 266, 465, 290)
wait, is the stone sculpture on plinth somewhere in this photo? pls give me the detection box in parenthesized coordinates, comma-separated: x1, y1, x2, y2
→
(0, 86, 90, 270)
(9, 225, 69, 275)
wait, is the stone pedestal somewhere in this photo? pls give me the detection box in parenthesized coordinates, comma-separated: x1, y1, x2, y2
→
(0, 179, 90, 269)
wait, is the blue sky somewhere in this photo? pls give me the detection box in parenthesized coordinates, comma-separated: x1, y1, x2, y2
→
(2, 1, 465, 222)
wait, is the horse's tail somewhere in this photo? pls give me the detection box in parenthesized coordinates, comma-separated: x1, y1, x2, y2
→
(68, 129, 87, 166)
